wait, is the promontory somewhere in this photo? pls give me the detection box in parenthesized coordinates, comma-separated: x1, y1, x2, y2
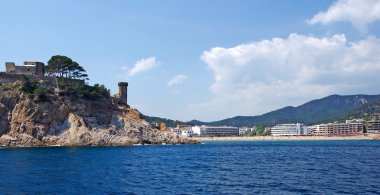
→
(0, 58, 197, 146)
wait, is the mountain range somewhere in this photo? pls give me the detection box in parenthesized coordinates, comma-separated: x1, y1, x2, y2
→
(144, 94, 380, 127)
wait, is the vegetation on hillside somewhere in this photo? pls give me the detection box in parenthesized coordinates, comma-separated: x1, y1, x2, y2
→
(20, 76, 110, 100)
(57, 78, 110, 99)
(143, 116, 185, 127)
(325, 97, 380, 122)
(19, 54, 111, 100)
(20, 75, 51, 100)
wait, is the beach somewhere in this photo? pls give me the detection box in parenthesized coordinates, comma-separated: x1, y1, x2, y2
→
(193, 134, 380, 141)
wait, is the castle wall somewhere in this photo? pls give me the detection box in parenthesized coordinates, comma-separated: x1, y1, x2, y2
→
(14, 66, 37, 75)
(35, 63, 45, 76)
(0, 74, 21, 83)
(0, 74, 57, 86)
(24, 61, 45, 75)
(5, 61, 45, 76)
(5, 62, 15, 73)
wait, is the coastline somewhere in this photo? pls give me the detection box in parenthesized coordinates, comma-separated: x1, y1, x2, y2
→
(193, 134, 380, 141)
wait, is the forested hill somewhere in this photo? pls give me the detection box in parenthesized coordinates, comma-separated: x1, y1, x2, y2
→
(143, 116, 186, 127)
(329, 97, 380, 122)
(145, 94, 380, 127)
(207, 94, 380, 127)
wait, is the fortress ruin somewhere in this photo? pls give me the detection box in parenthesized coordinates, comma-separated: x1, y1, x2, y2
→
(1, 61, 85, 86)
(5, 61, 45, 76)
(2, 61, 129, 106)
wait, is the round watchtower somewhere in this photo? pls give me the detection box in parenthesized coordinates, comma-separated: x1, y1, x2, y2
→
(118, 82, 128, 105)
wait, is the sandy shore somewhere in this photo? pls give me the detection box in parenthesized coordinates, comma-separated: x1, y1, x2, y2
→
(193, 134, 380, 141)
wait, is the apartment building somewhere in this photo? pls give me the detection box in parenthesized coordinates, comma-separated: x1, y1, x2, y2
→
(367, 113, 380, 133)
(310, 119, 364, 135)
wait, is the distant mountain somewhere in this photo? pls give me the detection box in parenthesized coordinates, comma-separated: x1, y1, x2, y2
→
(145, 94, 380, 127)
(143, 115, 185, 127)
(208, 94, 380, 127)
(186, 120, 208, 126)
(331, 97, 380, 121)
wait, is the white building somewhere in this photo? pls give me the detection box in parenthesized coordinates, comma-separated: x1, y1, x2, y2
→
(270, 123, 308, 136)
(239, 127, 249, 135)
(191, 125, 239, 136)
(180, 129, 193, 136)
(192, 126, 201, 135)
(172, 125, 193, 137)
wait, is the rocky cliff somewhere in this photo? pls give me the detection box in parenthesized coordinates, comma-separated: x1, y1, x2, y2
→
(0, 82, 197, 146)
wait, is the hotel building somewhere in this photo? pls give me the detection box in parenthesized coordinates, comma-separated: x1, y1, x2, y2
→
(191, 125, 239, 136)
(270, 123, 308, 136)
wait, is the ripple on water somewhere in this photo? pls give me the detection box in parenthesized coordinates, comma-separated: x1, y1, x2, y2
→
(0, 140, 379, 194)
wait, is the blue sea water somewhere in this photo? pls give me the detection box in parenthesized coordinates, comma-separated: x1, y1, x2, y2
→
(0, 140, 380, 194)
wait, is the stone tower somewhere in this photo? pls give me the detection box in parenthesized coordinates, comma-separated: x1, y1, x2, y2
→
(118, 82, 128, 105)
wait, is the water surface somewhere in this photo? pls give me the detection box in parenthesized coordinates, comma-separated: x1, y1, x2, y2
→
(0, 140, 379, 194)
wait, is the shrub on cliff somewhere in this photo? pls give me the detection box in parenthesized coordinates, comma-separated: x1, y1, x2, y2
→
(20, 76, 49, 100)
(77, 84, 110, 99)
(33, 86, 48, 100)
(57, 78, 110, 99)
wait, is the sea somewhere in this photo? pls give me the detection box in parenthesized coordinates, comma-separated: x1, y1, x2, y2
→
(0, 140, 379, 194)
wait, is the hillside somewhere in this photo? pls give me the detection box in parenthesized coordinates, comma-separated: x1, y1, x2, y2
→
(208, 94, 380, 127)
(329, 97, 380, 122)
(143, 115, 186, 128)
(146, 94, 380, 127)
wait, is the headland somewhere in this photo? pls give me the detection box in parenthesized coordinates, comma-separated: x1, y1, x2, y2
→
(0, 59, 197, 146)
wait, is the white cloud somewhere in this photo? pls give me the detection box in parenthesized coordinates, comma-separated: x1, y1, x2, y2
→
(168, 74, 188, 86)
(128, 57, 159, 76)
(307, 0, 380, 33)
(195, 33, 380, 121)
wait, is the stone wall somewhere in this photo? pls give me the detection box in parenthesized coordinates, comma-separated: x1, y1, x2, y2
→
(0, 74, 22, 83)
(13, 66, 37, 76)
(0, 74, 85, 87)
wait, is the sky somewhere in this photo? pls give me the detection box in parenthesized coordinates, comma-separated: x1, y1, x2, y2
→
(1, 0, 380, 121)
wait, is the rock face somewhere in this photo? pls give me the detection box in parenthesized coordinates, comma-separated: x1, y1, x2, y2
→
(0, 83, 198, 146)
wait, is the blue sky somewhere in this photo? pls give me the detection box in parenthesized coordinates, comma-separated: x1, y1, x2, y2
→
(1, 0, 380, 121)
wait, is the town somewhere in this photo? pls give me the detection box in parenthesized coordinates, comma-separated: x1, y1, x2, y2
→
(169, 113, 380, 137)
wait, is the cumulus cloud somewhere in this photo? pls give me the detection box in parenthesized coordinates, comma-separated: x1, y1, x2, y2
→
(128, 57, 159, 76)
(168, 74, 188, 86)
(307, 0, 380, 33)
(195, 34, 380, 120)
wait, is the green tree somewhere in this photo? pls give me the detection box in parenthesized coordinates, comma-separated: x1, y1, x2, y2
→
(70, 62, 88, 80)
(245, 124, 270, 136)
(255, 124, 266, 136)
(46, 55, 88, 80)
